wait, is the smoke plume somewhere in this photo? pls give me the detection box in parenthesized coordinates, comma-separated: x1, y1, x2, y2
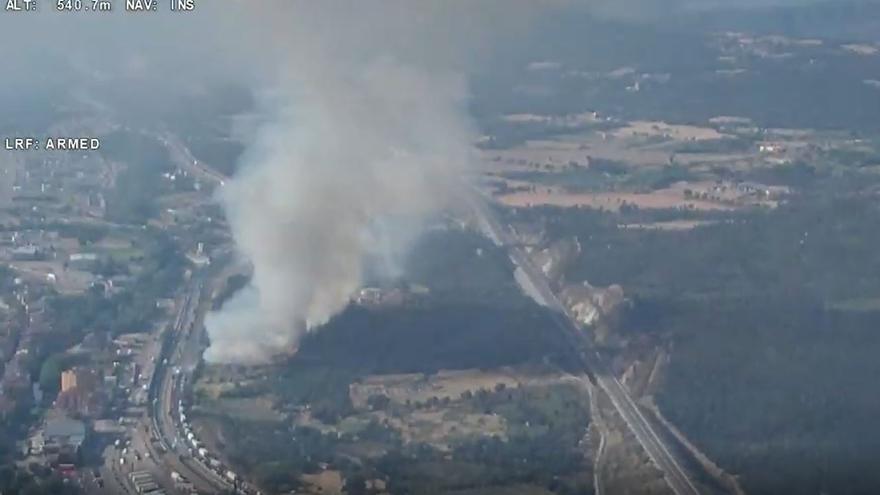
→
(203, 2, 511, 363)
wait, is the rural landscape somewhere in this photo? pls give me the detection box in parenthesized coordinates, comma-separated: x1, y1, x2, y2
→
(1, 2, 880, 495)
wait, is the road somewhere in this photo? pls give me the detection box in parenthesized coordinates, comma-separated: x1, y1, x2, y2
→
(158, 133, 229, 186)
(85, 273, 239, 495)
(150, 136, 694, 494)
(470, 193, 701, 495)
(147, 275, 244, 494)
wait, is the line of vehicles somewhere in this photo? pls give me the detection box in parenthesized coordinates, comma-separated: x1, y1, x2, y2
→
(146, 277, 259, 494)
(170, 471, 195, 493)
(176, 397, 255, 492)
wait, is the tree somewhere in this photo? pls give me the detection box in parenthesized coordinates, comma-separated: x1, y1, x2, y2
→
(38, 354, 65, 396)
(344, 474, 368, 495)
(367, 394, 391, 411)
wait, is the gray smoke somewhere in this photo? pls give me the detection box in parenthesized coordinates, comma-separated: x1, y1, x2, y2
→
(207, 0, 847, 363)
(202, 2, 509, 363)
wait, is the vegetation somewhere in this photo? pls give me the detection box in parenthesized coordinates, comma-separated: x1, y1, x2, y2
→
(51, 232, 185, 338)
(299, 303, 569, 377)
(534, 193, 880, 495)
(0, 465, 79, 495)
(200, 227, 590, 494)
(0, 393, 79, 495)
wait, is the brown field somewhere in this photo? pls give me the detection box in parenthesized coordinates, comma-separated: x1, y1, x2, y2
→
(377, 409, 508, 448)
(481, 127, 754, 175)
(301, 470, 344, 494)
(342, 368, 585, 450)
(611, 120, 728, 141)
(482, 136, 672, 171)
(496, 183, 733, 211)
(8, 261, 96, 295)
(494, 178, 785, 211)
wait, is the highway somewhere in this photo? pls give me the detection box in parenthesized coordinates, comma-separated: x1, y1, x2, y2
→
(158, 132, 229, 186)
(146, 275, 242, 494)
(470, 193, 701, 495)
(148, 135, 695, 494)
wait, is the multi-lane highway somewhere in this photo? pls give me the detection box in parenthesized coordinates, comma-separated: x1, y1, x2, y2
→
(151, 134, 696, 494)
(159, 133, 228, 186)
(146, 275, 245, 494)
(470, 193, 701, 495)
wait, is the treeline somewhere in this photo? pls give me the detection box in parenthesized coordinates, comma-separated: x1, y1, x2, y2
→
(300, 303, 568, 377)
(553, 196, 880, 303)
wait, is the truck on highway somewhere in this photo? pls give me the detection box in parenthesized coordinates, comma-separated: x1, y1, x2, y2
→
(171, 472, 192, 490)
(135, 481, 159, 494)
(129, 471, 151, 483)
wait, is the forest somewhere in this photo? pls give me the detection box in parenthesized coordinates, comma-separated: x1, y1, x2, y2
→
(533, 193, 880, 495)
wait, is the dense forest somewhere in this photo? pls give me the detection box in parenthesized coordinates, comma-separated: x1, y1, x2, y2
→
(533, 194, 880, 495)
(205, 227, 589, 494)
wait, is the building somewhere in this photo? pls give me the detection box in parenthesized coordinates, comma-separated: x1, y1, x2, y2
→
(60, 370, 78, 393)
(10, 245, 40, 261)
(60, 367, 100, 394)
(57, 367, 106, 417)
(43, 417, 86, 453)
(67, 252, 99, 271)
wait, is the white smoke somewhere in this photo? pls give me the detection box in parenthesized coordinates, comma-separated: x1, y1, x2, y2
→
(203, 2, 489, 363)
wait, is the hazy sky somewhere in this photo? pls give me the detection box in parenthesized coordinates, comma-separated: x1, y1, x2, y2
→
(0, 0, 872, 96)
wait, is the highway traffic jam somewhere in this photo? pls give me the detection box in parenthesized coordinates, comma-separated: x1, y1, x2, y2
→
(99, 273, 259, 495)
